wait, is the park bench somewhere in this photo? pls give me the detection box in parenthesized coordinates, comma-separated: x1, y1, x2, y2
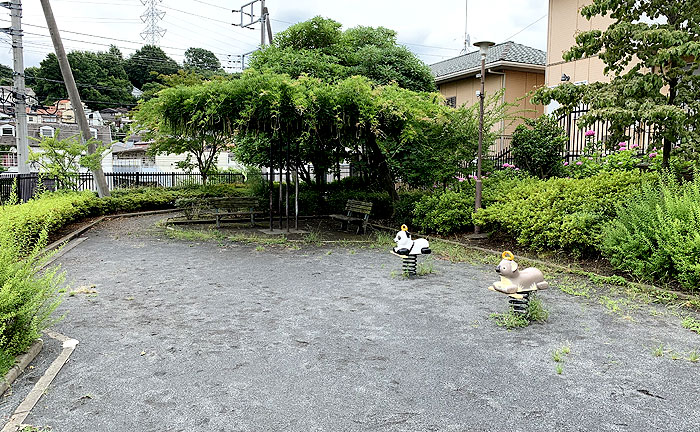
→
(175, 196, 261, 228)
(330, 199, 373, 234)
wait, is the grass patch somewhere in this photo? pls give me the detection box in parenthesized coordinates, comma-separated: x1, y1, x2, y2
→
(558, 279, 591, 298)
(552, 343, 572, 374)
(681, 316, 700, 334)
(165, 227, 227, 242)
(303, 231, 322, 246)
(368, 232, 394, 250)
(430, 240, 486, 264)
(490, 294, 549, 329)
(652, 344, 665, 357)
(688, 350, 699, 363)
(417, 258, 434, 275)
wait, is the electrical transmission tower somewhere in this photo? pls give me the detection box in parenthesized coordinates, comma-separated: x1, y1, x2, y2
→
(140, 0, 166, 46)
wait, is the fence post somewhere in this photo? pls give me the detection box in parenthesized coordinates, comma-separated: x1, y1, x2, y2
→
(136, 172, 140, 186)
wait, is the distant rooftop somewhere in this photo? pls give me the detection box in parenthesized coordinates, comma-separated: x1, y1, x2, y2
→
(430, 41, 546, 82)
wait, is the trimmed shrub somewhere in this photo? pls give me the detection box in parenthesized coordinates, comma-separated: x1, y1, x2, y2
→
(602, 173, 700, 291)
(392, 190, 430, 224)
(473, 171, 655, 256)
(511, 116, 567, 179)
(413, 189, 475, 234)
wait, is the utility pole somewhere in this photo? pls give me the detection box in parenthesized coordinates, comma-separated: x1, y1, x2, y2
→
(39, 0, 110, 197)
(233, 0, 272, 47)
(233, 0, 276, 231)
(1, 0, 29, 174)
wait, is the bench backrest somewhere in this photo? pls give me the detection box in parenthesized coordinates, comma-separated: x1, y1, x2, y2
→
(345, 199, 372, 216)
(176, 196, 259, 209)
(206, 197, 259, 209)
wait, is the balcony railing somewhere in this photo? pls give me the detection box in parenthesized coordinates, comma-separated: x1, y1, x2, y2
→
(1, 153, 17, 168)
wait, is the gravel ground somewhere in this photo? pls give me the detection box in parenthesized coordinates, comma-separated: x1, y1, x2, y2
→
(2, 215, 699, 431)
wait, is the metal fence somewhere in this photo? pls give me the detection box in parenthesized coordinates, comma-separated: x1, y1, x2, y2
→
(488, 135, 514, 168)
(0, 171, 245, 202)
(556, 106, 659, 162)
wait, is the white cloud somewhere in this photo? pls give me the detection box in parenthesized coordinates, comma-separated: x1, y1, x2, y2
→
(0, 0, 548, 70)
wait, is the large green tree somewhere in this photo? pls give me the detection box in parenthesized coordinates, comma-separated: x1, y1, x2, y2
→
(27, 48, 134, 110)
(135, 71, 505, 198)
(533, 0, 700, 168)
(184, 47, 223, 74)
(124, 45, 180, 89)
(0, 64, 12, 86)
(249, 17, 436, 92)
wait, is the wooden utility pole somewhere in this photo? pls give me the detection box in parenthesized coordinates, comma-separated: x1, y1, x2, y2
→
(39, 0, 110, 197)
(1, 0, 29, 174)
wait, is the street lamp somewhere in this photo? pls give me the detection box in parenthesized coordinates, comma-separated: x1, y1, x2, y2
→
(473, 40, 494, 235)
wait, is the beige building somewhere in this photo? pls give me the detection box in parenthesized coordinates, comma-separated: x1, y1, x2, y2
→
(431, 41, 546, 159)
(545, 0, 615, 89)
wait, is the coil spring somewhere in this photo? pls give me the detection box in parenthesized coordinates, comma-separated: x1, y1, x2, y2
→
(509, 291, 531, 315)
(402, 255, 417, 276)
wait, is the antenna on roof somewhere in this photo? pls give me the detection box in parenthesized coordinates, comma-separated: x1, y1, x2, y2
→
(460, 0, 471, 54)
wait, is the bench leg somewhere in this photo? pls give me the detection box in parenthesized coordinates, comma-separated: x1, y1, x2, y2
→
(250, 210, 255, 227)
(216, 214, 221, 229)
(340, 220, 348, 231)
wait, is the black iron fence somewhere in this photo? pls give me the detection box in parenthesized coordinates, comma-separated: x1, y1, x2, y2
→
(488, 135, 514, 168)
(0, 171, 245, 203)
(556, 106, 659, 162)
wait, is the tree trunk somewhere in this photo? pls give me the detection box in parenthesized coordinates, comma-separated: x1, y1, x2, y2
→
(365, 134, 399, 201)
(662, 78, 678, 169)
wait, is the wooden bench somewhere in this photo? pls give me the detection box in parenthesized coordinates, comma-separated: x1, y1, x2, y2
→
(175, 197, 260, 228)
(330, 199, 372, 234)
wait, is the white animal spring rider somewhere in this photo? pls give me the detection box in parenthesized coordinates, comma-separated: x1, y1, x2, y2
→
(391, 225, 431, 276)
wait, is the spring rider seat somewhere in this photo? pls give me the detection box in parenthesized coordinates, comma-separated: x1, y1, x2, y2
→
(391, 224, 431, 276)
(489, 251, 548, 313)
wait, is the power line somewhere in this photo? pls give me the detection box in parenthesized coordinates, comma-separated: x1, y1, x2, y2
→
(0, 18, 233, 57)
(502, 14, 547, 43)
(159, 4, 231, 25)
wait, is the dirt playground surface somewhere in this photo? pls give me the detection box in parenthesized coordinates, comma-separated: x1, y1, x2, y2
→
(1, 214, 698, 431)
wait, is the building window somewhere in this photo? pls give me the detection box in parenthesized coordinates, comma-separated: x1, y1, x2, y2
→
(43, 117, 57, 123)
(1, 126, 14, 136)
(39, 126, 54, 138)
(90, 128, 98, 139)
(446, 96, 457, 108)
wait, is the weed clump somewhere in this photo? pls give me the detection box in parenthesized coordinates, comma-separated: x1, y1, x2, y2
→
(490, 294, 549, 330)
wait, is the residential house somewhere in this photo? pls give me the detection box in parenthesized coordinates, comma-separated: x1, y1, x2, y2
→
(0, 121, 113, 173)
(110, 135, 243, 174)
(100, 107, 133, 141)
(545, 0, 615, 90)
(545, 0, 660, 156)
(430, 41, 546, 160)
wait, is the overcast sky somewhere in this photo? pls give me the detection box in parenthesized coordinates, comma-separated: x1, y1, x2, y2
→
(0, 0, 548, 71)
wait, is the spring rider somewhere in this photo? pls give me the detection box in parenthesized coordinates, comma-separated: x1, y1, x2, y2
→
(391, 225, 431, 276)
(488, 251, 548, 313)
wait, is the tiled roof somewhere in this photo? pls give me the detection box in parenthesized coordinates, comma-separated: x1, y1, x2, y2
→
(430, 41, 546, 80)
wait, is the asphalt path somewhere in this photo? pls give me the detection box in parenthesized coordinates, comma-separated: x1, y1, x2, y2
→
(2, 215, 699, 431)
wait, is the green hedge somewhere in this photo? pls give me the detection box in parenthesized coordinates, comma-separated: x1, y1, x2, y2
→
(413, 189, 475, 234)
(472, 171, 655, 256)
(602, 173, 700, 291)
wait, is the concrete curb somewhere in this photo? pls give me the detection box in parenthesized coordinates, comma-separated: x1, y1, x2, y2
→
(0, 340, 43, 397)
(2, 332, 78, 432)
(39, 209, 181, 259)
(369, 223, 699, 303)
(42, 217, 105, 256)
